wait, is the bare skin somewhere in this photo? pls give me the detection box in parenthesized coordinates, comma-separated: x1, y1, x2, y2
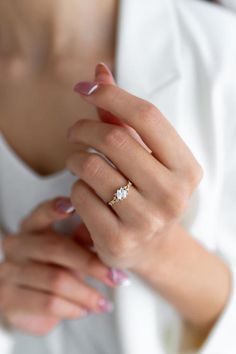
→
(0, 197, 118, 335)
(0, 0, 118, 176)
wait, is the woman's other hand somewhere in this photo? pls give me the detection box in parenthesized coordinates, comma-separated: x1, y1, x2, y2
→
(0, 197, 128, 335)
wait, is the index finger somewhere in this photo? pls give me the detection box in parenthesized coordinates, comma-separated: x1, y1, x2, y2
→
(73, 82, 196, 170)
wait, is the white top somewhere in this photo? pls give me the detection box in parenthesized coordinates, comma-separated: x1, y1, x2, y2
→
(1, 1, 236, 353)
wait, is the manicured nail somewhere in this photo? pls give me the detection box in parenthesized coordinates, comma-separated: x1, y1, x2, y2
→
(107, 268, 131, 287)
(54, 197, 75, 214)
(97, 297, 114, 313)
(73, 81, 100, 96)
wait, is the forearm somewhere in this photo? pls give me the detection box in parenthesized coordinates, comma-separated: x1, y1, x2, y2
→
(132, 224, 231, 333)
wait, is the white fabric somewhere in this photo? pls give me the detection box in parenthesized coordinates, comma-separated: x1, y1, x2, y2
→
(220, 0, 236, 12)
(0, 0, 236, 353)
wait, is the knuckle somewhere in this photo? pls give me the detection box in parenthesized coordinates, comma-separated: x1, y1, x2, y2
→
(163, 183, 188, 219)
(44, 295, 59, 314)
(50, 270, 68, 293)
(137, 102, 158, 123)
(188, 163, 204, 188)
(180, 163, 204, 191)
(104, 126, 128, 149)
(80, 154, 102, 178)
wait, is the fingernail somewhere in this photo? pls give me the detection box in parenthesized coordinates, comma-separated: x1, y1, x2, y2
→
(73, 81, 100, 96)
(54, 197, 76, 214)
(97, 297, 114, 313)
(95, 62, 113, 81)
(107, 268, 131, 287)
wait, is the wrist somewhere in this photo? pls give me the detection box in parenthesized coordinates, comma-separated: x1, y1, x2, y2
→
(130, 223, 179, 285)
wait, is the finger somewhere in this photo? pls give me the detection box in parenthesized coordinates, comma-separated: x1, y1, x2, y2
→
(95, 63, 151, 153)
(70, 180, 124, 259)
(20, 197, 75, 233)
(95, 63, 151, 152)
(3, 233, 116, 288)
(4, 313, 59, 336)
(67, 150, 147, 224)
(8, 262, 113, 314)
(95, 63, 128, 126)
(1, 285, 88, 320)
(67, 120, 167, 196)
(73, 81, 196, 171)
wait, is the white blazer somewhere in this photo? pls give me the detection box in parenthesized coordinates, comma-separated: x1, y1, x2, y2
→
(220, 0, 236, 11)
(1, 0, 236, 353)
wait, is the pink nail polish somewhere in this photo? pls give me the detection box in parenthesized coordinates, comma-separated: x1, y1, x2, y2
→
(73, 81, 100, 96)
(107, 268, 131, 287)
(97, 297, 114, 313)
(54, 197, 76, 214)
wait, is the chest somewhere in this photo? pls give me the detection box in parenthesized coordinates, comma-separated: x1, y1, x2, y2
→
(0, 66, 100, 176)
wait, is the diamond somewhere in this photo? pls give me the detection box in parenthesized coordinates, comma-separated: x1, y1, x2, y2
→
(108, 180, 133, 206)
(116, 187, 128, 200)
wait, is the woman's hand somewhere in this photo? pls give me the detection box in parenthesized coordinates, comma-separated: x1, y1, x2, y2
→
(66, 63, 203, 269)
(0, 197, 128, 335)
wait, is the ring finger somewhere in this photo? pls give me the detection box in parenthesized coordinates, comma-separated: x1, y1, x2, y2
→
(67, 150, 146, 224)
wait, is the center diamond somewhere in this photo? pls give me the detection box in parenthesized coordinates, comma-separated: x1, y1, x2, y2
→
(116, 187, 128, 200)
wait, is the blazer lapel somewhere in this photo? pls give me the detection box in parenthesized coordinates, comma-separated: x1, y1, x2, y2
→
(115, 0, 182, 99)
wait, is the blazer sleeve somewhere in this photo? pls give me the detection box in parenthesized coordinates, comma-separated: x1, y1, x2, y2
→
(179, 15, 236, 353)
(179, 137, 236, 354)
(199, 139, 236, 354)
